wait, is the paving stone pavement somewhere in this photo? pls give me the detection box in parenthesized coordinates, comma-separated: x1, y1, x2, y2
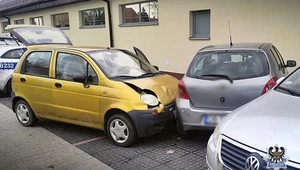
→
(0, 103, 114, 170)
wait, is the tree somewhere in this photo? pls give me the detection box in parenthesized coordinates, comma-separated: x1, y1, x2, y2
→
(140, 7, 149, 22)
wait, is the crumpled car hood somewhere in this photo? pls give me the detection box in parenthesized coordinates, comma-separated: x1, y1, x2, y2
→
(123, 74, 179, 105)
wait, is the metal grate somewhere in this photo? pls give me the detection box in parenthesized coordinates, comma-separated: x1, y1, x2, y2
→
(221, 139, 250, 170)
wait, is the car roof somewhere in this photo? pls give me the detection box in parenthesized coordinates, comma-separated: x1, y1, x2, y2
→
(198, 42, 271, 52)
(26, 45, 118, 53)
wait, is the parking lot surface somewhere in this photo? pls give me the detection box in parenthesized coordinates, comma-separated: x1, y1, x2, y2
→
(0, 96, 211, 170)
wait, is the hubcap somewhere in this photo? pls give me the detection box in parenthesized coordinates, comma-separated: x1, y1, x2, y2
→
(109, 119, 129, 143)
(16, 104, 30, 124)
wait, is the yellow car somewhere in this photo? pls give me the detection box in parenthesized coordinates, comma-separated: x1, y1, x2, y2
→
(7, 25, 178, 147)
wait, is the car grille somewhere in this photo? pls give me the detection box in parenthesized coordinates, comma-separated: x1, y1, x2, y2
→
(221, 139, 299, 170)
(221, 139, 250, 170)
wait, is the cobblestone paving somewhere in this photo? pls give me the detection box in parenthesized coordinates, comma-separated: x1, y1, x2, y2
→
(0, 96, 212, 170)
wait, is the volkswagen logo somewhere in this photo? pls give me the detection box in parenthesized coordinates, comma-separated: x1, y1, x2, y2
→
(245, 155, 260, 170)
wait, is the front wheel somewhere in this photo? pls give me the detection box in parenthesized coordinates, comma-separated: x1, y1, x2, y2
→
(107, 113, 138, 147)
(15, 100, 39, 127)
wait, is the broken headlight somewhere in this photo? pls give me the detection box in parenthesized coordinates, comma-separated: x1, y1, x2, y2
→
(140, 94, 159, 107)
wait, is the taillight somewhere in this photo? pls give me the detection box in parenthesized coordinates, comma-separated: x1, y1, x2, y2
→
(178, 79, 189, 99)
(262, 77, 278, 94)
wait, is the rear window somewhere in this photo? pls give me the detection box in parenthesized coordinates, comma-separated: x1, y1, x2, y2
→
(187, 50, 269, 80)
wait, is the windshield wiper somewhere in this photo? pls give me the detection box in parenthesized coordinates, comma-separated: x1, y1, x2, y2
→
(111, 75, 138, 79)
(137, 72, 163, 78)
(197, 74, 233, 83)
(276, 86, 300, 97)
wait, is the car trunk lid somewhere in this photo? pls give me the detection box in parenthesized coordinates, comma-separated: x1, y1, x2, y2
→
(184, 75, 271, 110)
(5, 25, 72, 46)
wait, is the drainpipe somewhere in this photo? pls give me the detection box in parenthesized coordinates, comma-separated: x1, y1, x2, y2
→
(0, 12, 12, 37)
(102, 0, 114, 47)
(1, 13, 10, 25)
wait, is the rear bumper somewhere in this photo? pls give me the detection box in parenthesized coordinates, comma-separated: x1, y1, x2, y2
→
(128, 103, 176, 137)
(176, 97, 232, 131)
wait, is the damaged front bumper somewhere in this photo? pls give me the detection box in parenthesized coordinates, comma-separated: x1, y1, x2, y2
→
(128, 103, 176, 137)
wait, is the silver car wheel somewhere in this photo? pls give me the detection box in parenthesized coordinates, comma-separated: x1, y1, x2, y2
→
(109, 119, 129, 143)
(16, 104, 30, 124)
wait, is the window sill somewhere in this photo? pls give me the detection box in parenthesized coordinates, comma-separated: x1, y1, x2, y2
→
(189, 37, 210, 40)
(79, 25, 106, 29)
(55, 27, 70, 30)
(119, 22, 158, 27)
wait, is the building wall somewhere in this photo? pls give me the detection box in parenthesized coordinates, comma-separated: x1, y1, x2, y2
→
(6, 0, 110, 47)
(4, 0, 300, 74)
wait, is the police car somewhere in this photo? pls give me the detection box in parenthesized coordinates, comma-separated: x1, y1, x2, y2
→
(0, 37, 26, 95)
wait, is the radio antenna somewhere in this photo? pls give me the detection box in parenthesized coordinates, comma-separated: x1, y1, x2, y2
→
(228, 21, 233, 47)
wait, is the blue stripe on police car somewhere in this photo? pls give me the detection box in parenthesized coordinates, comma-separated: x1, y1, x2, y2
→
(0, 62, 18, 70)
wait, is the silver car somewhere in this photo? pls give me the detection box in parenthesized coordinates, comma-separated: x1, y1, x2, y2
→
(206, 66, 300, 170)
(0, 45, 26, 95)
(176, 43, 296, 134)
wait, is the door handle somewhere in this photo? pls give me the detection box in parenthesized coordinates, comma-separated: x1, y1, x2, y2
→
(55, 82, 62, 88)
(20, 77, 26, 82)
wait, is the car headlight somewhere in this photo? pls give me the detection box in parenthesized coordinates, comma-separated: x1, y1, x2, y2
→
(140, 94, 159, 106)
(212, 125, 220, 146)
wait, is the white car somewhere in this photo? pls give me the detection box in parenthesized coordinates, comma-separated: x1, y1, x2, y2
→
(0, 45, 26, 95)
(206, 67, 300, 170)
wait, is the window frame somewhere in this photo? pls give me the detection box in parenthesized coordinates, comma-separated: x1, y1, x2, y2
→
(14, 19, 25, 25)
(270, 46, 284, 70)
(189, 9, 211, 40)
(55, 52, 99, 85)
(0, 48, 27, 59)
(30, 16, 44, 25)
(20, 51, 53, 78)
(79, 7, 106, 29)
(51, 13, 70, 29)
(119, 0, 159, 27)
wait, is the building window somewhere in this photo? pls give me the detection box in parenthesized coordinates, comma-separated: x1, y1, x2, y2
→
(81, 8, 105, 27)
(121, 0, 158, 26)
(52, 13, 70, 28)
(30, 16, 44, 25)
(191, 10, 210, 39)
(14, 19, 24, 25)
(2, 21, 9, 32)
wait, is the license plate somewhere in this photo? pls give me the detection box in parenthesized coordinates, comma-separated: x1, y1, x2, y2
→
(204, 114, 222, 124)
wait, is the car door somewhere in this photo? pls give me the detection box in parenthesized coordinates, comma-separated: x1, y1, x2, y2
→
(15, 51, 55, 118)
(51, 50, 101, 125)
(0, 48, 26, 90)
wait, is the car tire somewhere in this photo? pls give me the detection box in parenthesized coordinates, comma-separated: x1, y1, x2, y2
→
(107, 113, 138, 147)
(15, 100, 39, 127)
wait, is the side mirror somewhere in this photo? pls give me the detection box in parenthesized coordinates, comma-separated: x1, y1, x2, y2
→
(286, 60, 296, 67)
(276, 77, 285, 84)
(153, 65, 159, 71)
(73, 73, 86, 84)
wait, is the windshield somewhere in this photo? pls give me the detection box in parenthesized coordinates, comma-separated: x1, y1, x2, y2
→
(87, 50, 159, 79)
(276, 68, 300, 96)
(187, 50, 269, 80)
(8, 27, 71, 45)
